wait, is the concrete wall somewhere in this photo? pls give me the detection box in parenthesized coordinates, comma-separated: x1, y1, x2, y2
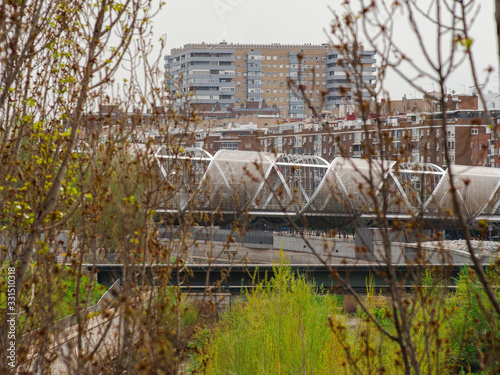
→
(403, 244, 471, 264)
(163, 227, 475, 265)
(273, 234, 356, 258)
(161, 227, 273, 249)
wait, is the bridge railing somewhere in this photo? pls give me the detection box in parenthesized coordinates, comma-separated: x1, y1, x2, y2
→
(155, 148, 500, 226)
(80, 252, 182, 265)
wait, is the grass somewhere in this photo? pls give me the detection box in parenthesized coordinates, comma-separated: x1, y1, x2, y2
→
(192, 263, 348, 374)
(55, 266, 108, 318)
(190, 262, 500, 374)
(0, 264, 107, 330)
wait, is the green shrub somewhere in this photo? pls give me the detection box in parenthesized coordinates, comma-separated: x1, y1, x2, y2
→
(191, 263, 500, 374)
(446, 266, 500, 373)
(192, 262, 399, 374)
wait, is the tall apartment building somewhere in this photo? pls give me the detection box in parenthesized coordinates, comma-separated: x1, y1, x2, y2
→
(165, 42, 376, 120)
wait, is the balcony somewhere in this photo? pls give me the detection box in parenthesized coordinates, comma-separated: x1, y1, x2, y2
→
(293, 140, 303, 147)
(360, 58, 376, 64)
(185, 55, 235, 64)
(326, 82, 350, 89)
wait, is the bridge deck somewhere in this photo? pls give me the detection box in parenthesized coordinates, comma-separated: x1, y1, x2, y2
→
(85, 263, 484, 292)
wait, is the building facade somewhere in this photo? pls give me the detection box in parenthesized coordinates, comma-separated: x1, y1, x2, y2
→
(165, 42, 376, 120)
(185, 97, 500, 169)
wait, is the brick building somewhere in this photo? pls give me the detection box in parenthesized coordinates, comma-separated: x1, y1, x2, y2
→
(186, 94, 500, 168)
(82, 94, 500, 169)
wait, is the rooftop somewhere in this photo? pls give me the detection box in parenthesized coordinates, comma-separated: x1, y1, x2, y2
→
(170, 41, 340, 54)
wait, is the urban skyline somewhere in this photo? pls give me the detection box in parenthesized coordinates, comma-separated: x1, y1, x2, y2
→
(157, 1, 498, 98)
(164, 41, 376, 119)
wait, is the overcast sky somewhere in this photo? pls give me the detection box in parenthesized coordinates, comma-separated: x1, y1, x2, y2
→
(152, 0, 498, 99)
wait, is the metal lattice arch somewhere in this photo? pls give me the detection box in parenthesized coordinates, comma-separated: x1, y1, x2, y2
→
(155, 147, 500, 228)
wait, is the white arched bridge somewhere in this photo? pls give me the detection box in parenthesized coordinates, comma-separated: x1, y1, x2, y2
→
(155, 147, 500, 228)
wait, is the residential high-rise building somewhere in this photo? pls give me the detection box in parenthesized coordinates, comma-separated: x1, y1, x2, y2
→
(164, 42, 376, 120)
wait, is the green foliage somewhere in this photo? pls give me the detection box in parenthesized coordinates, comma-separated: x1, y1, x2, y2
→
(446, 267, 500, 373)
(69, 148, 145, 252)
(0, 264, 106, 330)
(53, 265, 107, 319)
(193, 264, 348, 374)
(191, 264, 500, 374)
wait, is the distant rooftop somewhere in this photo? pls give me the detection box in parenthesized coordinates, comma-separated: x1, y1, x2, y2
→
(170, 41, 339, 54)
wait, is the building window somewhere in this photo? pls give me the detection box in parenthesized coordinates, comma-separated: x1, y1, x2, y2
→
(220, 142, 238, 150)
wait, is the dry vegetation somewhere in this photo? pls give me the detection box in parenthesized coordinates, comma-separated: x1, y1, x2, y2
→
(0, 0, 499, 374)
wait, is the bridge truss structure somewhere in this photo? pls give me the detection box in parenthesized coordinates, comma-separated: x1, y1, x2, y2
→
(155, 147, 500, 228)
